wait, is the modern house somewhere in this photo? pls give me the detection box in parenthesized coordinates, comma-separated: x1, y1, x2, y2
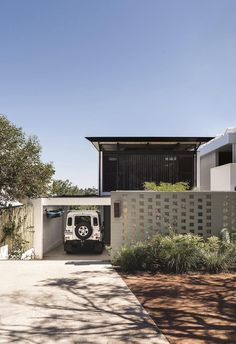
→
(86, 136, 213, 195)
(28, 131, 236, 259)
(198, 128, 236, 191)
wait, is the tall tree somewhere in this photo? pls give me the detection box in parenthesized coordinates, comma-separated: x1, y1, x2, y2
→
(0, 115, 55, 204)
(51, 179, 97, 196)
(51, 179, 80, 196)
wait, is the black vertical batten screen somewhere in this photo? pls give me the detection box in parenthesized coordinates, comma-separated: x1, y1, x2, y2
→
(103, 151, 195, 192)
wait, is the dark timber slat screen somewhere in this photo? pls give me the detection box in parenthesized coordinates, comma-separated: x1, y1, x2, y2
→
(103, 152, 194, 191)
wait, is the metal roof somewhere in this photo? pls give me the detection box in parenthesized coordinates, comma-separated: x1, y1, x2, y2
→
(86, 136, 214, 151)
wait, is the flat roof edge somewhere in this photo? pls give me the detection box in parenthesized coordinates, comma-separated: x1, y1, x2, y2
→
(86, 136, 214, 151)
(199, 129, 236, 156)
(86, 136, 213, 142)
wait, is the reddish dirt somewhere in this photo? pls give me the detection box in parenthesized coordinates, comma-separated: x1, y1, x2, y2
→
(122, 273, 236, 344)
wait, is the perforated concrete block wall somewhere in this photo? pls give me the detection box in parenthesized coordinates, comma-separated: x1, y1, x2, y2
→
(111, 191, 236, 251)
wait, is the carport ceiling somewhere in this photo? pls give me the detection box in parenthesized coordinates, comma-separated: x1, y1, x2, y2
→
(40, 196, 111, 206)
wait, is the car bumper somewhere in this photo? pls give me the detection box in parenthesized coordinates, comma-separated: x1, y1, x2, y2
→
(64, 240, 103, 250)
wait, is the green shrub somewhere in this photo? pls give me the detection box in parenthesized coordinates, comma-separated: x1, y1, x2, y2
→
(146, 234, 163, 272)
(231, 231, 236, 243)
(113, 232, 236, 274)
(9, 233, 29, 259)
(158, 234, 203, 273)
(112, 243, 150, 272)
(219, 228, 231, 243)
(200, 250, 233, 273)
(143, 181, 189, 192)
(201, 235, 235, 273)
(200, 236, 235, 272)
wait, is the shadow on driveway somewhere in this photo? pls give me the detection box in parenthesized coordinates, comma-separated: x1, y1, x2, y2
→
(0, 262, 168, 344)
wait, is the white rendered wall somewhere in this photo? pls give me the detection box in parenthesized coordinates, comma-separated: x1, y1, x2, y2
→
(211, 163, 236, 191)
(231, 164, 236, 190)
(31, 198, 44, 259)
(43, 206, 66, 254)
(197, 151, 201, 189)
(200, 152, 217, 190)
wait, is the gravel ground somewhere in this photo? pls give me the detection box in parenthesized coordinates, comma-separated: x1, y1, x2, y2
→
(122, 272, 236, 344)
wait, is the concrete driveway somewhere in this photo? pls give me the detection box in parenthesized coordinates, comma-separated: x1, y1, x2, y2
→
(43, 244, 111, 261)
(0, 260, 168, 344)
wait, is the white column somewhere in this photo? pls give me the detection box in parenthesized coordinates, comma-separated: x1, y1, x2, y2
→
(99, 151, 103, 196)
(196, 151, 201, 190)
(31, 198, 44, 259)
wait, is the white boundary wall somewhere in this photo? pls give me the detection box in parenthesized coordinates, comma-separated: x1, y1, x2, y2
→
(211, 163, 236, 191)
(111, 191, 236, 252)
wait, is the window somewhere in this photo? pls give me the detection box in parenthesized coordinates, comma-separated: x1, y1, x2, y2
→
(218, 150, 232, 166)
(67, 217, 72, 226)
(93, 217, 98, 226)
(74, 216, 91, 225)
(114, 202, 121, 217)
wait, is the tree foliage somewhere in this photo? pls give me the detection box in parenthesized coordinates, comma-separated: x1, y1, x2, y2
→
(143, 181, 189, 192)
(51, 179, 97, 196)
(0, 115, 55, 204)
(51, 179, 80, 196)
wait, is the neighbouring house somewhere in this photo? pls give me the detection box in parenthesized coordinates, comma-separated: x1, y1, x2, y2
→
(86, 136, 213, 195)
(197, 128, 236, 191)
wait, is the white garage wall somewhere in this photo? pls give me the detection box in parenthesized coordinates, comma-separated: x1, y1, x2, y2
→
(200, 152, 217, 190)
(211, 164, 231, 191)
(43, 207, 66, 255)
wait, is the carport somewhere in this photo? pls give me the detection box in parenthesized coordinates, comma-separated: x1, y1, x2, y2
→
(31, 196, 111, 259)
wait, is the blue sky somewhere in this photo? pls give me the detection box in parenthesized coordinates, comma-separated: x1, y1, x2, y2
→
(1, 0, 236, 187)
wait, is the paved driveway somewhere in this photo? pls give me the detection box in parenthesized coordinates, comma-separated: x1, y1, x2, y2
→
(43, 244, 111, 261)
(0, 261, 168, 344)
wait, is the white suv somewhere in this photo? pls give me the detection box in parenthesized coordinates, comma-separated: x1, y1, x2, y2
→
(64, 210, 104, 254)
